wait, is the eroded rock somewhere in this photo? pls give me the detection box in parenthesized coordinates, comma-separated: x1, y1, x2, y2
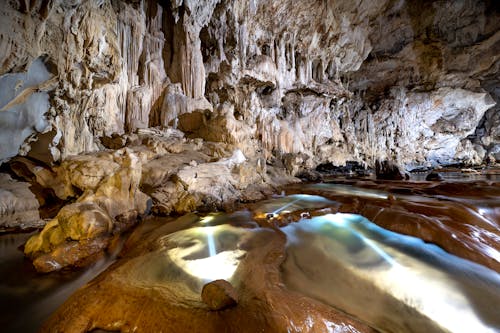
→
(201, 279, 238, 310)
(0, 173, 43, 230)
(24, 149, 149, 272)
(375, 160, 405, 180)
(425, 172, 444, 181)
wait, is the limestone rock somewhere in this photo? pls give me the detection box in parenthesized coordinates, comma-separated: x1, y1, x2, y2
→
(1, 0, 498, 172)
(0, 173, 43, 230)
(201, 279, 238, 310)
(32, 236, 111, 273)
(24, 149, 149, 272)
(24, 202, 112, 256)
(101, 133, 127, 150)
(0, 57, 53, 163)
(0, 0, 498, 271)
(375, 160, 405, 180)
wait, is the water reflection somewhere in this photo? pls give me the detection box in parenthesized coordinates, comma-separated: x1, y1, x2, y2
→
(282, 213, 500, 333)
(304, 183, 389, 200)
(125, 224, 251, 299)
(165, 225, 246, 283)
(0, 233, 120, 333)
(2, 189, 500, 332)
(253, 194, 337, 218)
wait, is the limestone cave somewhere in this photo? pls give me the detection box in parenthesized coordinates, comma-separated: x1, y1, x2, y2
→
(0, 0, 499, 332)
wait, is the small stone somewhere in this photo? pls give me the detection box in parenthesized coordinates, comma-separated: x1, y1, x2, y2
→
(425, 172, 444, 181)
(201, 279, 238, 310)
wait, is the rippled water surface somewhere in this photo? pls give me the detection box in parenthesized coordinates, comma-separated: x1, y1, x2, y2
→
(282, 213, 500, 333)
(1, 176, 499, 332)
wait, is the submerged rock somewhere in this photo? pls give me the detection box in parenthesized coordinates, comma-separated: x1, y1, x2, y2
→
(282, 213, 500, 333)
(288, 180, 500, 273)
(425, 171, 444, 181)
(39, 216, 373, 333)
(201, 279, 238, 310)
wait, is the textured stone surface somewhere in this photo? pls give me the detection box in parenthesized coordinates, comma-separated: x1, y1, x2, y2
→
(0, 0, 498, 171)
(24, 149, 149, 271)
(201, 279, 238, 310)
(21, 131, 293, 271)
(0, 0, 166, 160)
(0, 173, 43, 230)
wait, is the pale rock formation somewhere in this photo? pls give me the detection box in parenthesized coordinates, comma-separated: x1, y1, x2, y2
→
(0, 57, 53, 163)
(21, 130, 293, 271)
(24, 148, 149, 272)
(0, 0, 498, 170)
(345, 88, 495, 167)
(0, 173, 43, 230)
(0, 0, 168, 161)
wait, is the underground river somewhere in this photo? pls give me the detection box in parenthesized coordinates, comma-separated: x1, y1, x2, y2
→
(1, 175, 499, 332)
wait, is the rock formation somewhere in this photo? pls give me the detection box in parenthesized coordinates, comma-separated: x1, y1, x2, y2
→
(201, 279, 238, 310)
(1, 0, 498, 169)
(0, 0, 498, 269)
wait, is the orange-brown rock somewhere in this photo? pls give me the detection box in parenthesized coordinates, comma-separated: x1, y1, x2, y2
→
(286, 178, 500, 272)
(201, 279, 238, 310)
(39, 218, 374, 333)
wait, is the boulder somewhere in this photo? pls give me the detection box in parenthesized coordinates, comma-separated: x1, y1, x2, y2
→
(201, 279, 238, 311)
(375, 160, 405, 180)
(24, 149, 149, 272)
(425, 172, 444, 181)
(0, 173, 43, 230)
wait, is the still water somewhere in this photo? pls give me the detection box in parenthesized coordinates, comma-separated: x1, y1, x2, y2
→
(0, 233, 120, 333)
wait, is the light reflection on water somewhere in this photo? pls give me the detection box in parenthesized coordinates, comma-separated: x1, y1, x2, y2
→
(0, 233, 121, 333)
(124, 224, 252, 301)
(282, 213, 500, 333)
(1, 190, 500, 332)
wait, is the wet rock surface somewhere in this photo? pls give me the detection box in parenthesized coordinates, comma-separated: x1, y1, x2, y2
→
(33, 179, 500, 333)
(287, 175, 500, 272)
(201, 279, 238, 310)
(39, 212, 374, 333)
(9, 130, 295, 272)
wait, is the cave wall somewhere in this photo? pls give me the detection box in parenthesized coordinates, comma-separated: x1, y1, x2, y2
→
(0, 0, 167, 162)
(0, 0, 499, 170)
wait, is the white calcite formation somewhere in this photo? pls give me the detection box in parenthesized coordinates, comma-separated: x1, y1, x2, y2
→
(0, 57, 52, 163)
(0, 0, 497, 169)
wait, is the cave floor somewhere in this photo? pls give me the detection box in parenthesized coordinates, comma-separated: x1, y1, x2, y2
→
(1, 175, 500, 333)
